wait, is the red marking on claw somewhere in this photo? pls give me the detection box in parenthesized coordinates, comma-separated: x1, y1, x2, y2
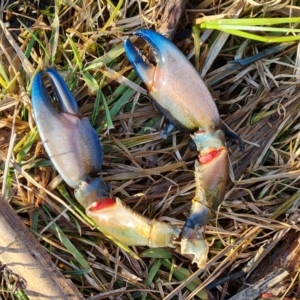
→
(89, 198, 116, 211)
(261, 293, 273, 298)
(199, 149, 222, 164)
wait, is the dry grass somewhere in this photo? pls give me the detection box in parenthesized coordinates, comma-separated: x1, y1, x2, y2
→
(1, 0, 300, 299)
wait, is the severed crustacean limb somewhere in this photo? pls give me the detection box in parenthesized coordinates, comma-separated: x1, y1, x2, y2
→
(31, 68, 180, 251)
(124, 29, 228, 268)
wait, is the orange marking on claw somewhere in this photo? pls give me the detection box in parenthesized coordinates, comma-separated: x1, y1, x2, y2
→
(199, 149, 222, 164)
(89, 198, 116, 211)
(196, 129, 206, 133)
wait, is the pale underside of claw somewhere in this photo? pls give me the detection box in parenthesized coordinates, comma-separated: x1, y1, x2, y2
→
(87, 197, 181, 248)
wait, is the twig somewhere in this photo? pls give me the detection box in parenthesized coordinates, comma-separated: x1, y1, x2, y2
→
(157, 0, 187, 40)
(0, 195, 84, 300)
(228, 268, 289, 300)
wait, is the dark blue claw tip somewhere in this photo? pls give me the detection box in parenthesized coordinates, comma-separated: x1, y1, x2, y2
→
(124, 37, 142, 69)
(32, 70, 57, 118)
(124, 29, 179, 82)
(45, 68, 79, 115)
(134, 29, 170, 55)
(32, 68, 79, 116)
(31, 70, 44, 99)
(124, 37, 154, 84)
(31, 71, 42, 99)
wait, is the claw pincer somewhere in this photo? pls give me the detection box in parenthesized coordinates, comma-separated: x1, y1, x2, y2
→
(125, 30, 229, 268)
(31, 68, 179, 249)
(31, 68, 108, 207)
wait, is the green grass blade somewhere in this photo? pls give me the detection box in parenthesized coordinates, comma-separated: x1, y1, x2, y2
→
(24, 34, 36, 59)
(82, 71, 99, 93)
(206, 24, 300, 33)
(145, 259, 162, 287)
(162, 260, 209, 300)
(14, 128, 38, 163)
(14, 289, 30, 300)
(101, 90, 114, 131)
(46, 213, 92, 271)
(109, 87, 134, 118)
(0, 72, 20, 94)
(17, 19, 51, 60)
(137, 117, 161, 135)
(61, 269, 92, 276)
(67, 35, 83, 70)
(42, 205, 105, 286)
(221, 29, 300, 43)
(101, 0, 123, 32)
(141, 248, 173, 259)
(0, 61, 9, 85)
(192, 25, 201, 71)
(85, 43, 125, 71)
(200, 17, 300, 27)
(89, 75, 105, 126)
(198, 17, 300, 42)
(142, 259, 163, 300)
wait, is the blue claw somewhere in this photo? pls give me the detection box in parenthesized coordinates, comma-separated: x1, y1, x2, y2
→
(124, 29, 220, 133)
(31, 68, 180, 249)
(31, 68, 103, 192)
